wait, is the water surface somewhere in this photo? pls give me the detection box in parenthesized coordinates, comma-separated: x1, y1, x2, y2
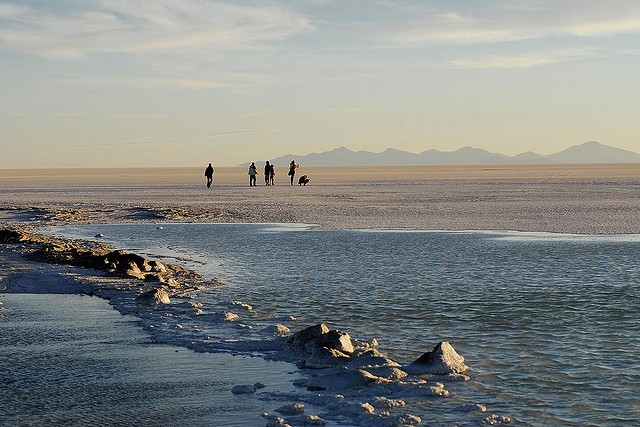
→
(51, 224, 640, 426)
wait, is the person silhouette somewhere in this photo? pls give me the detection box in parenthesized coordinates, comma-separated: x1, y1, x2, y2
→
(288, 160, 298, 185)
(204, 163, 214, 188)
(269, 163, 276, 186)
(298, 175, 310, 186)
(264, 161, 271, 186)
(248, 162, 258, 187)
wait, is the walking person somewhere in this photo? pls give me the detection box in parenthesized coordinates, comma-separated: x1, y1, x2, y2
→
(248, 162, 258, 187)
(264, 161, 271, 186)
(204, 163, 214, 189)
(288, 160, 298, 185)
(269, 163, 276, 186)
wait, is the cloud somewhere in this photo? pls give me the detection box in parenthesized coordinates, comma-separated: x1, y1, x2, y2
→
(447, 48, 600, 69)
(0, 0, 313, 58)
(381, 1, 640, 46)
(72, 76, 231, 90)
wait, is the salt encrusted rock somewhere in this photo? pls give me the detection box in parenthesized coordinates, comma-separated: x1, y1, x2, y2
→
(367, 366, 408, 381)
(266, 417, 292, 427)
(135, 288, 170, 305)
(230, 300, 253, 311)
(148, 260, 166, 273)
(289, 324, 355, 356)
(386, 414, 422, 426)
(483, 414, 512, 424)
(316, 330, 354, 354)
(407, 341, 468, 375)
(289, 324, 329, 350)
(371, 396, 406, 409)
(306, 368, 387, 390)
(0, 229, 29, 243)
(348, 349, 400, 368)
(264, 324, 290, 335)
(457, 403, 487, 413)
(305, 347, 350, 369)
(397, 382, 449, 398)
(223, 311, 240, 321)
(231, 384, 257, 394)
(297, 414, 326, 425)
(275, 403, 304, 415)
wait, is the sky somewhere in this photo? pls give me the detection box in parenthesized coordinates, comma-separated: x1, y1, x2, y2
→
(1, 0, 639, 168)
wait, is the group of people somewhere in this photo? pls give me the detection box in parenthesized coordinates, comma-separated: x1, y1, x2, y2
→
(204, 160, 310, 188)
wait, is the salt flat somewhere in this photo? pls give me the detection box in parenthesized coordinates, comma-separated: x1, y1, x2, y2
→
(1, 164, 638, 233)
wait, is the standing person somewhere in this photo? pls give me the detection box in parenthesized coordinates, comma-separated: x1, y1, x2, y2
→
(288, 160, 298, 185)
(248, 162, 258, 187)
(269, 163, 276, 186)
(264, 161, 271, 186)
(204, 163, 214, 189)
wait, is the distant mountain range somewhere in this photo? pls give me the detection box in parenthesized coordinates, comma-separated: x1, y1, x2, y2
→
(244, 141, 640, 166)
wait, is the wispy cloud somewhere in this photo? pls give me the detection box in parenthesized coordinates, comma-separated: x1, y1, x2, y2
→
(73, 76, 230, 90)
(382, 1, 640, 46)
(447, 48, 600, 69)
(0, 0, 313, 58)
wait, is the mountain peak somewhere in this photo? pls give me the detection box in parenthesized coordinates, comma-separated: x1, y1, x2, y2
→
(249, 141, 640, 166)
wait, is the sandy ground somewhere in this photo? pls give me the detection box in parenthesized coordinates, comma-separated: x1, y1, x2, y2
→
(1, 164, 639, 234)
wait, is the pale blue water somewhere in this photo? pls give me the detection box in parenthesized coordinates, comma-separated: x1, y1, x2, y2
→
(50, 224, 640, 426)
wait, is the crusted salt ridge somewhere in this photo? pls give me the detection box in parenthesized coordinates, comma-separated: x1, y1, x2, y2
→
(1, 227, 506, 426)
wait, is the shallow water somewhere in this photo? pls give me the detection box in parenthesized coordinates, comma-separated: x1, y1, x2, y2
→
(50, 224, 640, 426)
(0, 293, 308, 427)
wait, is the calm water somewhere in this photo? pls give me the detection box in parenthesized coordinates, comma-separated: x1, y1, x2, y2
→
(51, 224, 640, 426)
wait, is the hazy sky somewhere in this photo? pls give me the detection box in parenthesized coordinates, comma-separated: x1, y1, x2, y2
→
(1, 0, 639, 168)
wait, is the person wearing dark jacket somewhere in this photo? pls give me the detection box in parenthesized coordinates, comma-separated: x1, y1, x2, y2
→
(264, 161, 271, 186)
(288, 160, 298, 185)
(204, 163, 214, 188)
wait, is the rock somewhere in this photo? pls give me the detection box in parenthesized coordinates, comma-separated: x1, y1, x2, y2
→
(275, 403, 304, 415)
(289, 324, 355, 356)
(371, 396, 406, 409)
(135, 288, 171, 305)
(230, 300, 253, 311)
(289, 324, 329, 350)
(125, 268, 146, 280)
(407, 341, 468, 375)
(148, 260, 166, 273)
(298, 414, 326, 425)
(483, 414, 512, 425)
(316, 330, 354, 354)
(305, 347, 350, 369)
(348, 349, 400, 368)
(231, 384, 257, 394)
(397, 382, 449, 398)
(367, 366, 408, 381)
(0, 229, 29, 243)
(254, 382, 266, 389)
(457, 403, 487, 413)
(306, 368, 387, 390)
(224, 311, 240, 321)
(266, 417, 292, 427)
(264, 324, 290, 335)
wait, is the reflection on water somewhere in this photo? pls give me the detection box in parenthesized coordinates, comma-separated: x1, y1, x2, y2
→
(50, 224, 640, 426)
